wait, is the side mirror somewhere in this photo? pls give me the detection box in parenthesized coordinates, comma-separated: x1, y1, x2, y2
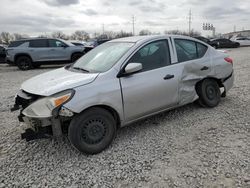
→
(117, 63, 142, 78)
(125, 63, 142, 74)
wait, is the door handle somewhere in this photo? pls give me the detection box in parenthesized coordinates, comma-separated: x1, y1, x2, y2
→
(200, 66, 209, 71)
(163, 74, 174, 80)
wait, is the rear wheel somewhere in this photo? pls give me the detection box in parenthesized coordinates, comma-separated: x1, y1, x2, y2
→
(196, 79, 221, 108)
(68, 107, 117, 154)
(16, 56, 33, 70)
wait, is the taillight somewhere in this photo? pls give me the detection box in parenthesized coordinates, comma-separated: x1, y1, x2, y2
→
(224, 57, 233, 65)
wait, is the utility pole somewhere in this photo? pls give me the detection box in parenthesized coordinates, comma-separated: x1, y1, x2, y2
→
(188, 9, 192, 36)
(132, 15, 135, 36)
(102, 24, 105, 34)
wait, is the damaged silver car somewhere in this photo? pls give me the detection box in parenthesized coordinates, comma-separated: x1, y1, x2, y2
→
(12, 35, 234, 154)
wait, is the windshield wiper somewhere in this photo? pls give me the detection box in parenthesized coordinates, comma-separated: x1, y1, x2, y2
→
(72, 66, 89, 72)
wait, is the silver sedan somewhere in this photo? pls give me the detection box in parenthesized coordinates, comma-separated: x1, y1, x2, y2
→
(13, 35, 234, 154)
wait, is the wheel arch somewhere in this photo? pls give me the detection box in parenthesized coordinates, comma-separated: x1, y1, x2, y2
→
(78, 105, 121, 129)
(14, 53, 33, 63)
(195, 77, 224, 97)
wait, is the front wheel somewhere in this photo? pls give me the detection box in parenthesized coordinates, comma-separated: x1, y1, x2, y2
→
(68, 107, 117, 154)
(196, 79, 221, 108)
(16, 56, 33, 70)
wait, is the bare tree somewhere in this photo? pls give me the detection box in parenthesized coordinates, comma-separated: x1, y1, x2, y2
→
(115, 30, 133, 38)
(139, 29, 152, 36)
(71, 30, 89, 41)
(38, 33, 50, 38)
(164, 29, 201, 37)
(13, 33, 23, 40)
(0, 32, 14, 44)
(51, 31, 67, 39)
(96, 31, 117, 40)
(189, 29, 201, 37)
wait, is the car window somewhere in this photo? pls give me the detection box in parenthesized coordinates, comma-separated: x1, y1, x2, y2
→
(8, 40, 27, 47)
(48, 39, 66, 47)
(174, 39, 207, 62)
(175, 39, 197, 62)
(128, 40, 171, 72)
(197, 43, 208, 58)
(29, 39, 48, 48)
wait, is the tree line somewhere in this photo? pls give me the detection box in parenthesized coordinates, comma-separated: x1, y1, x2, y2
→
(0, 29, 201, 45)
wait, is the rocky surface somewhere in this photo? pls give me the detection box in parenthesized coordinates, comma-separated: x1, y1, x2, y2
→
(0, 48, 249, 188)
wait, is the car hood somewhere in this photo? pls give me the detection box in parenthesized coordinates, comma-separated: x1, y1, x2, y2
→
(21, 67, 99, 96)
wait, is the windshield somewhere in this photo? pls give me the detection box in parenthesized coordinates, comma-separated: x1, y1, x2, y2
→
(72, 42, 134, 73)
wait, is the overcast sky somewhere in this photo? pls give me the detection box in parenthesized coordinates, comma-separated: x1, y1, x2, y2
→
(0, 0, 249, 36)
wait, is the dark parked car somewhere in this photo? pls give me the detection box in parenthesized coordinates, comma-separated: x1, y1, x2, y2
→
(210, 38, 240, 49)
(194, 36, 211, 45)
(0, 45, 6, 63)
(84, 39, 110, 53)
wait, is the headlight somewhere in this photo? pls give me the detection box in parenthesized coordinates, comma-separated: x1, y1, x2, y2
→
(22, 90, 74, 118)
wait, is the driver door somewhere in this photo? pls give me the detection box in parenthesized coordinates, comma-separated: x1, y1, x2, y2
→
(120, 39, 179, 122)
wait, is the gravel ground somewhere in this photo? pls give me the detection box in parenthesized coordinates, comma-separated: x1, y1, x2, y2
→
(0, 48, 249, 188)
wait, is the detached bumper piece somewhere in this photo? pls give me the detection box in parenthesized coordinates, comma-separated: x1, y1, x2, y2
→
(21, 128, 51, 141)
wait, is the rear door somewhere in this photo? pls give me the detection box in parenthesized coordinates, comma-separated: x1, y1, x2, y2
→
(173, 38, 211, 105)
(48, 39, 70, 61)
(29, 39, 50, 61)
(120, 39, 179, 122)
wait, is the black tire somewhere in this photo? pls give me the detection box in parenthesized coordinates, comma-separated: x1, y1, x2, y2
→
(16, 56, 33, 70)
(196, 79, 221, 108)
(68, 107, 117, 154)
(71, 53, 83, 62)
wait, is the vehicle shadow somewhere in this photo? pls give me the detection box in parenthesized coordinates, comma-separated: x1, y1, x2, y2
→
(37, 64, 68, 69)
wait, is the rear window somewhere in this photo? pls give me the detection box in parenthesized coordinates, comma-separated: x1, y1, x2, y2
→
(29, 39, 48, 48)
(197, 43, 208, 58)
(8, 41, 27, 47)
(174, 39, 208, 62)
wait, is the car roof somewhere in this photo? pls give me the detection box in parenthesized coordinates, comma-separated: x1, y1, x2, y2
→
(110, 35, 196, 43)
(11, 38, 63, 42)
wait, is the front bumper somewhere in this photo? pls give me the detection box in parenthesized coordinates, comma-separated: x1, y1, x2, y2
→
(20, 115, 62, 141)
(6, 55, 15, 64)
(12, 90, 67, 141)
